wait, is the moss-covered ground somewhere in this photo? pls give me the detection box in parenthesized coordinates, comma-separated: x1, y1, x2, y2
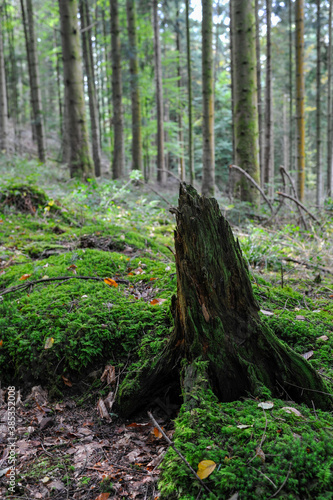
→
(0, 157, 332, 499)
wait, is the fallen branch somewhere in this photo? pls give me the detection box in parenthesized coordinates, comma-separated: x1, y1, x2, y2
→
(229, 165, 274, 213)
(147, 411, 213, 496)
(0, 275, 129, 296)
(137, 180, 172, 207)
(277, 192, 321, 225)
(283, 257, 333, 275)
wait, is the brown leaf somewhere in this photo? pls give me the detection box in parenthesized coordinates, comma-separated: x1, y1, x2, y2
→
(153, 427, 162, 438)
(97, 398, 111, 421)
(317, 335, 328, 341)
(255, 447, 265, 462)
(101, 365, 116, 386)
(150, 298, 167, 305)
(61, 375, 72, 387)
(95, 494, 110, 500)
(19, 273, 32, 281)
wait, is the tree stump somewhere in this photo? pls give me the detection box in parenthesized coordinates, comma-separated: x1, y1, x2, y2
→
(118, 184, 332, 415)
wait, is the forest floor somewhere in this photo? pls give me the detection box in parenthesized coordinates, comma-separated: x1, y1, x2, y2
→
(0, 156, 333, 499)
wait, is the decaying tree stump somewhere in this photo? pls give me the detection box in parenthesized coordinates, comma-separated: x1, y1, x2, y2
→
(118, 184, 332, 415)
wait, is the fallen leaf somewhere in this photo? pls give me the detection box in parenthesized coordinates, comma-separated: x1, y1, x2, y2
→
(101, 365, 116, 386)
(258, 401, 274, 410)
(19, 273, 32, 281)
(150, 298, 167, 305)
(255, 447, 265, 462)
(237, 424, 253, 429)
(0, 340, 3, 348)
(296, 315, 306, 321)
(104, 278, 118, 287)
(301, 350, 314, 360)
(282, 407, 303, 417)
(317, 335, 328, 341)
(94, 493, 110, 500)
(197, 460, 216, 480)
(260, 309, 274, 316)
(97, 398, 111, 421)
(44, 337, 54, 349)
(153, 427, 162, 438)
(61, 375, 72, 387)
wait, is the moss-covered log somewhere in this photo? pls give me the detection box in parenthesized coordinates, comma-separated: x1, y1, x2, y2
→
(118, 184, 332, 415)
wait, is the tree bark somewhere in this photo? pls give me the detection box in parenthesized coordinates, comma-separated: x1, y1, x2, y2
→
(316, 0, 322, 205)
(110, 0, 125, 179)
(231, 0, 260, 204)
(185, 0, 195, 184)
(295, 0, 305, 202)
(176, 1, 185, 182)
(264, 0, 274, 198)
(118, 184, 332, 417)
(152, 0, 166, 185)
(201, 0, 215, 196)
(0, 8, 8, 151)
(58, 0, 94, 180)
(126, 0, 143, 172)
(80, 0, 102, 177)
(255, 0, 264, 187)
(327, 0, 333, 197)
(25, 0, 46, 162)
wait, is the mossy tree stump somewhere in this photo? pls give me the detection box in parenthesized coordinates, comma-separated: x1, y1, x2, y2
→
(118, 184, 332, 415)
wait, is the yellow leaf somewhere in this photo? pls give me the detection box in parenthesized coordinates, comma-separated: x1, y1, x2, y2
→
(196, 460, 216, 480)
(19, 273, 32, 281)
(44, 337, 54, 349)
(48, 200, 54, 206)
(104, 278, 118, 287)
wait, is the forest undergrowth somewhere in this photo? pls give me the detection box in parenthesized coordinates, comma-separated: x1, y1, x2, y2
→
(0, 156, 333, 499)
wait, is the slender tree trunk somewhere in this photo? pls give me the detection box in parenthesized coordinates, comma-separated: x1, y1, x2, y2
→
(176, 2, 185, 181)
(327, 0, 333, 197)
(20, 0, 36, 141)
(80, 0, 102, 177)
(289, 0, 293, 177)
(0, 8, 8, 151)
(231, 0, 260, 204)
(201, 0, 215, 196)
(152, 0, 166, 185)
(255, 0, 264, 187)
(264, 0, 273, 198)
(185, 0, 195, 184)
(4, 0, 19, 148)
(283, 94, 289, 191)
(229, 0, 235, 165)
(295, 0, 305, 201)
(53, 29, 63, 139)
(102, 9, 113, 149)
(110, 0, 125, 178)
(58, 0, 94, 180)
(25, 0, 46, 162)
(126, 0, 142, 172)
(316, 0, 322, 205)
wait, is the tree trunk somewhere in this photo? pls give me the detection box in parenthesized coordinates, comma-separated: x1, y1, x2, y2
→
(0, 8, 8, 151)
(126, 0, 143, 172)
(80, 0, 102, 177)
(327, 0, 333, 197)
(316, 0, 322, 205)
(295, 0, 305, 202)
(176, 2, 185, 182)
(110, 0, 125, 179)
(58, 0, 94, 180)
(231, 0, 260, 204)
(264, 0, 274, 198)
(185, 0, 195, 185)
(201, 0, 215, 196)
(25, 0, 46, 162)
(4, 0, 19, 149)
(255, 0, 264, 187)
(289, 0, 293, 179)
(152, 0, 166, 185)
(229, 0, 235, 166)
(118, 184, 332, 417)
